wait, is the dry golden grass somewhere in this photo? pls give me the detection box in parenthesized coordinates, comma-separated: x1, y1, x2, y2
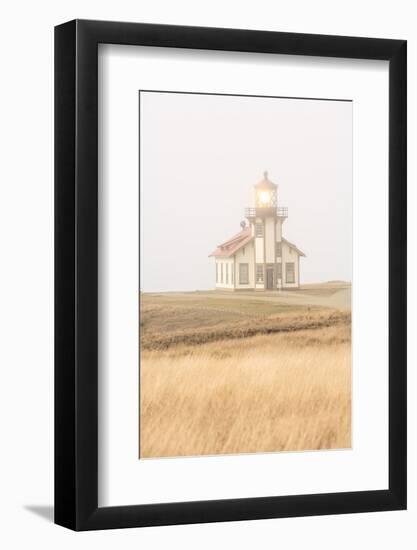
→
(140, 323, 351, 458)
(141, 296, 350, 351)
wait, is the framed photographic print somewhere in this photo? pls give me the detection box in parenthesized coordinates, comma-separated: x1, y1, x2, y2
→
(55, 20, 406, 530)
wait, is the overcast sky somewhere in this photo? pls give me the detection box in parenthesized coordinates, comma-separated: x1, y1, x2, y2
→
(140, 91, 352, 292)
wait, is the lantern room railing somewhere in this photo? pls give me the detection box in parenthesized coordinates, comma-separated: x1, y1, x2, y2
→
(245, 206, 288, 219)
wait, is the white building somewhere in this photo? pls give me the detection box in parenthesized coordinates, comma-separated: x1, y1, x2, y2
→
(210, 172, 305, 290)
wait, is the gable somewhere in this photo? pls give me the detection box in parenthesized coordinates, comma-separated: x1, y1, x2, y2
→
(282, 238, 306, 257)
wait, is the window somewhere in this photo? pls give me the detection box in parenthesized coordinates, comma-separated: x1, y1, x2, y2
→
(256, 264, 264, 283)
(225, 263, 229, 284)
(239, 263, 249, 284)
(242, 247, 245, 256)
(221, 263, 223, 283)
(255, 222, 263, 237)
(231, 266, 234, 284)
(216, 263, 218, 283)
(277, 262, 282, 280)
(276, 242, 282, 258)
(286, 262, 295, 284)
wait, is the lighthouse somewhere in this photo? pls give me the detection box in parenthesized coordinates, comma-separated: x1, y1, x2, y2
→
(210, 172, 305, 291)
(245, 171, 288, 289)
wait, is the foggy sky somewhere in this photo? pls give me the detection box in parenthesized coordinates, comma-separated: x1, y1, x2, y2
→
(140, 91, 352, 292)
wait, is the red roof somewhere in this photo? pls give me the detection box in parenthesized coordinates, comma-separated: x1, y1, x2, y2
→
(209, 227, 253, 258)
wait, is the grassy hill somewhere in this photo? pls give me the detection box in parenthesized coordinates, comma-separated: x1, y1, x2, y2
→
(140, 283, 351, 350)
(139, 285, 351, 459)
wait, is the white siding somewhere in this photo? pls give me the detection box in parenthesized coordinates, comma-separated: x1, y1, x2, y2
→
(265, 217, 275, 263)
(235, 242, 255, 289)
(276, 259, 283, 289)
(214, 258, 235, 290)
(255, 238, 264, 263)
(281, 241, 300, 289)
(254, 218, 264, 263)
(276, 219, 282, 242)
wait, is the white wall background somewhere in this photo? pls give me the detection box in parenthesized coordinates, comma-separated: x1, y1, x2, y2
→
(0, 1, 414, 548)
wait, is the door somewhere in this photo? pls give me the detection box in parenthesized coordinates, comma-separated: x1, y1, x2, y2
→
(266, 266, 274, 290)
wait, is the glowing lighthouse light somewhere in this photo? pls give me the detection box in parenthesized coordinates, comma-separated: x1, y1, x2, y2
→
(255, 171, 277, 208)
(258, 190, 271, 205)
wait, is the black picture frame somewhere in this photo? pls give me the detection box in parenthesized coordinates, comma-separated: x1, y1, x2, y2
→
(55, 19, 407, 531)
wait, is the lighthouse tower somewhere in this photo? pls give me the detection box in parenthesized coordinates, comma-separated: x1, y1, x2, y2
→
(245, 171, 288, 290)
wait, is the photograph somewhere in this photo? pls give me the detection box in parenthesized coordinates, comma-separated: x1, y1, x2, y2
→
(139, 90, 352, 459)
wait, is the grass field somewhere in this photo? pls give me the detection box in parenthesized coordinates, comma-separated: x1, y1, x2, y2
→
(140, 283, 351, 458)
